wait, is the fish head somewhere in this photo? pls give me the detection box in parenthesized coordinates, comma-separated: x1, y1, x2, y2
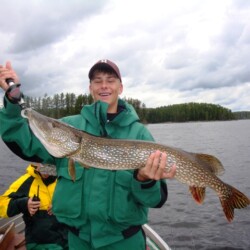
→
(21, 108, 81, 158)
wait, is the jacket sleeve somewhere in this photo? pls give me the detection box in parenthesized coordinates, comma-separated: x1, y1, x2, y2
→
(131, 176, 168, 208)
(0, 175, 30, 218)
(131, 125, 168, 208)
(0, 97, 55, 164)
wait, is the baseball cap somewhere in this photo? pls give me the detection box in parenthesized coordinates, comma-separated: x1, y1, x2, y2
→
(88, 59, 122, 82)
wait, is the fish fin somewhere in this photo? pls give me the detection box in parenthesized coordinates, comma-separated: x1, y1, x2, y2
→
(189, 186, 206, 204)
(219, 184, 250, 222)
(68, 158, 76, 182)
(83, 164, 91, 169)
(76, 160, 91, 169)
(194, 153, 225, 176)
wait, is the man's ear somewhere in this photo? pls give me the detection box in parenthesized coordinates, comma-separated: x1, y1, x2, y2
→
(119, 83, 123, 95)
(89, 84, 93, 96)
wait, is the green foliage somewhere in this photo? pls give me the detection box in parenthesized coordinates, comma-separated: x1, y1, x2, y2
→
(233, 111, 250, 119)
(25, 93, 93, 118)
(146, 102, 235, 123)
(24, 94, 240, 123)
(123, 97, 147, 123)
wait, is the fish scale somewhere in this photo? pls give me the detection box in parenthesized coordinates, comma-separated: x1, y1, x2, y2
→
(21, 108, 250, 222)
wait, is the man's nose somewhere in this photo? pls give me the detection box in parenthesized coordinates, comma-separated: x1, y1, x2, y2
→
(100, 80, 108, 87)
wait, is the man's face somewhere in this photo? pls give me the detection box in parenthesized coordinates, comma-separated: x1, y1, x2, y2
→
(89, 72, 123, 113)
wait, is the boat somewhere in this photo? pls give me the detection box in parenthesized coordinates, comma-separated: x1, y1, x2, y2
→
(0, 215, 25, 250)
(143, 224, 171, 250)
(0, 215, 171, 250)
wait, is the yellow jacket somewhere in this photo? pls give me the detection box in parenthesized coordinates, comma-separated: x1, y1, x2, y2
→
(0, 164, 56, 217)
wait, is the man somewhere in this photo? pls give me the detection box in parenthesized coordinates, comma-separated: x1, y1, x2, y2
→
(0, 60, 176, 249)
(0, 163, 68, 250)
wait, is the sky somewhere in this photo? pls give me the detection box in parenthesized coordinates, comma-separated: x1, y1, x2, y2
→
(1, 0, 250, 111)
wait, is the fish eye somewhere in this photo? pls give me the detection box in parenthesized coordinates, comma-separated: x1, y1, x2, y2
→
(21, 109, 28, 118)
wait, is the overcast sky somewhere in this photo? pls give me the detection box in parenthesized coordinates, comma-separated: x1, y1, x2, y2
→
(1, 0, 250, 111)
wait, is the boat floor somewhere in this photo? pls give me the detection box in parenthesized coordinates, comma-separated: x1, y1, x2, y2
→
(0, 221, 25, 250)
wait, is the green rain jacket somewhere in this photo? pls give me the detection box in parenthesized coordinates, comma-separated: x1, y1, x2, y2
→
(0, 97, 168, 248)
(0, 164, 68, 248)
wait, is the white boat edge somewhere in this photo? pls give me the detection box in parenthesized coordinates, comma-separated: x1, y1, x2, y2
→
(143, 224, 171, 250)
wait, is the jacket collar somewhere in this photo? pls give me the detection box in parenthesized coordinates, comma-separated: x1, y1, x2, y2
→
(81, 99, 140, 129)
(26, 164, 42, 178)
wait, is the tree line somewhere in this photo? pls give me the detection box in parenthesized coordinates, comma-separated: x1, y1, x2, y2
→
(233, 111, 250, 120)
(24, 92, 247, 123)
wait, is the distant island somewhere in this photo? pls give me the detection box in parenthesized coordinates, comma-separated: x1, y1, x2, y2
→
(1, 92, 249, 123)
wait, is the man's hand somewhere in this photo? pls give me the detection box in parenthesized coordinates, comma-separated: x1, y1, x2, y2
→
(0, 61, 19, 91)
(136, 150, 176, 182)
(27, 197, 40, 216)
(47, 204, 53, 215)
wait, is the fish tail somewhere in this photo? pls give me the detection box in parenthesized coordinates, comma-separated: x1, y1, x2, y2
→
(189, 186, 206, 204)
(220, 185, 250, 222)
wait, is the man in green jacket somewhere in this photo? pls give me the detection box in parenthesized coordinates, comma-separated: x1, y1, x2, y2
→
(0, 60, 176, 249)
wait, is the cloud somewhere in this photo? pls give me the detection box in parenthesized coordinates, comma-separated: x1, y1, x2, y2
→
(0, 0, 250, 111)
(1, 0, 107, 53)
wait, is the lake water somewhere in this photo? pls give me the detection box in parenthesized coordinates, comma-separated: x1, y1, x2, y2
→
(0, 120, 250, 249)
(147, 120, 250, 250)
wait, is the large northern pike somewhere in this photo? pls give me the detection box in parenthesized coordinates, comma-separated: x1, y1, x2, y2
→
(21, 108, 250, 222)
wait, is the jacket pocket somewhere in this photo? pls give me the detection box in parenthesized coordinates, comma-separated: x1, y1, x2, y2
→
(53, 164, 84, 219)
(109, 171, 147, 225)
